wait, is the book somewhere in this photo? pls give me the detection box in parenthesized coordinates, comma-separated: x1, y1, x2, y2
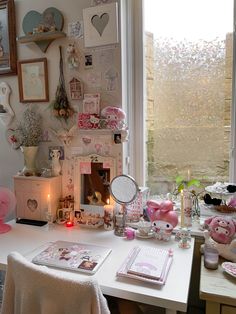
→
(117, 246, 173, 285)
(127, 246, 170, 280)
(32, 240, 112, 274)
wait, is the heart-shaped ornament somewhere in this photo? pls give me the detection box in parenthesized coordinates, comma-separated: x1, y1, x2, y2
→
(27, 199, 38, 212)
(91, 13, 109, 36)
(22, 7, 64, 52)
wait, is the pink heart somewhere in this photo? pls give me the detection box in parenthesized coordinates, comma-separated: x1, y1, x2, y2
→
(95, 144, 102, 152)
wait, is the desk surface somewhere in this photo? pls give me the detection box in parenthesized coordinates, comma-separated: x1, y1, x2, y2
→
(0, 220, 195, 313)
(200, 256, 236, 307)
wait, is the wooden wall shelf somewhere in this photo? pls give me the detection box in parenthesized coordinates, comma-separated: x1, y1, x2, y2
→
(17, 31, 66, 52)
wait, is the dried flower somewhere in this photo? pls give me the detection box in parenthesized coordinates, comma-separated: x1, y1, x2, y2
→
(8, 106, 42, 149)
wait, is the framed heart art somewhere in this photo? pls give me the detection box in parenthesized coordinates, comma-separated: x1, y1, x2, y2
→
(83, 2, 119, 48)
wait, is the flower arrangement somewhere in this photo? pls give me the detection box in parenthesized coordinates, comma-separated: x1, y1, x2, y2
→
(8, 106, 42, 149)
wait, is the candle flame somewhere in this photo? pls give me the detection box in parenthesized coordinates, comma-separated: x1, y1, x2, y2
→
(107, 198, 110, 205)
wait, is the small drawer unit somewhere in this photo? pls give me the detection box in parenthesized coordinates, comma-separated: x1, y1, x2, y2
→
(14, 175, 62, 222)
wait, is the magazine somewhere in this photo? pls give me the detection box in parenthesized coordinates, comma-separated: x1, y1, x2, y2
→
(32, 240, 112, 274)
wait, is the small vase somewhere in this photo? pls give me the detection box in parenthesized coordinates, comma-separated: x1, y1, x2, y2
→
(20, 146, 38, 175)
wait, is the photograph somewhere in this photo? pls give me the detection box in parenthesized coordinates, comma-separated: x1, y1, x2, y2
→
(17, 58, 49, 102)
(84, 53, 93, 68)
(0, 0, 17, 75)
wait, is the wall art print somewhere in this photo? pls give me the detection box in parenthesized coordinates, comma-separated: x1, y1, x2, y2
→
(83, 2, 119, 48)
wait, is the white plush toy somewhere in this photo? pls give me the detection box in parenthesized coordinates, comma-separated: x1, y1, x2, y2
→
(50, 149, 61, 176)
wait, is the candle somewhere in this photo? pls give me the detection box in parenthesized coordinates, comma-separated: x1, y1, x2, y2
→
(47, 194, 52, 213)
(187, 169, 191, 181)
(104, 199, 114, 230)
(180, 189, 184, 228)
(66, 221, 74, 227)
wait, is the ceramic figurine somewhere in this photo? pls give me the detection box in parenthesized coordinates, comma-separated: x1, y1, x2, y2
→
(147, 200, 178, 241)
(50, 149, 62, 176)
(178, 228, 191, 249)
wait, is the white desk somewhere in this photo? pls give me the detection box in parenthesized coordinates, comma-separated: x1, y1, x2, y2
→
(0, 220, 195, 314)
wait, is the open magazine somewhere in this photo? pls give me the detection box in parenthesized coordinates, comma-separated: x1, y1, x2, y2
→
(32, 240, 112, 274)
(117, 246, 173, 285)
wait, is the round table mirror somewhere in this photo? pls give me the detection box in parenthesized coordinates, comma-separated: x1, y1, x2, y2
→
(109, 175, 139, 236)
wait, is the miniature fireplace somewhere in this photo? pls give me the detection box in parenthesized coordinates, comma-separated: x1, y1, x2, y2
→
(73, 154, 116, 211)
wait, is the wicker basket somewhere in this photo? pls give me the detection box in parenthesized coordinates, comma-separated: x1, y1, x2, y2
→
(214, 205, 236, 213)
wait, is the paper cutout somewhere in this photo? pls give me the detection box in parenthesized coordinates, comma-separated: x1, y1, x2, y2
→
(91, 13, 109, 36)
(80, 161, 91, 174)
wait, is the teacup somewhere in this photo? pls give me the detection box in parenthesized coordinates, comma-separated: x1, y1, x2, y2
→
(137, 220, 152, 236)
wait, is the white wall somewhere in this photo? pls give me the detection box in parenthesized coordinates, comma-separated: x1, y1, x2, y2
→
(0, 0, 122, 191)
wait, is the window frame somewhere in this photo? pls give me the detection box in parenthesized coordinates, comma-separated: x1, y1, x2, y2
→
(122, 0, 236, 186)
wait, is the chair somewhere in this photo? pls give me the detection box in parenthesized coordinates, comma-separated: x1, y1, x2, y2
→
(1, 252, 110, 314)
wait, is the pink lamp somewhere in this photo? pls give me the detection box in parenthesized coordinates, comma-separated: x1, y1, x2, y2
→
(0, 187, 16, 233)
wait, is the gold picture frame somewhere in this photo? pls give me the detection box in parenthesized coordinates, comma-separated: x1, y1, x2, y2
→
(0, 0, 17, 75)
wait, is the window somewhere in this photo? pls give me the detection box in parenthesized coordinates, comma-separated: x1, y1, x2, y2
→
(123, 0, 235, 194)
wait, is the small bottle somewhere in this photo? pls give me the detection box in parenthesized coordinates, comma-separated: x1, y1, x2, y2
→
(204, 244, 219, 270)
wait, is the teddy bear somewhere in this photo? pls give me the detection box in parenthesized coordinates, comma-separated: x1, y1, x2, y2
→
(202, 215, 236, 262)
(146, 199, 178, 241)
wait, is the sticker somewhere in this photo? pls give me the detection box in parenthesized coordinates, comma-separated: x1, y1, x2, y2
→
(80, 162, 91, 174)
(68, 21, 83, 38)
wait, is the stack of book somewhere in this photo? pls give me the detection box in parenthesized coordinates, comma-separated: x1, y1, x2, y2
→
(117, 246, 173, 285)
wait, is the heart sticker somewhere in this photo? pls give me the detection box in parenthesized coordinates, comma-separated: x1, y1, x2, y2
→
(27, 199, 38, 212)
(91, 13, 109, 36)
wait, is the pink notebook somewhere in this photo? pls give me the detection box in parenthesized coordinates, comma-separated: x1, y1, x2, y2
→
(117, 246, 173, 285)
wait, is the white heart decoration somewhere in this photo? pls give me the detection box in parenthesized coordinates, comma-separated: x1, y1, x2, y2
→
(27, 199, 38, 212)
(91, 13, 109, 36)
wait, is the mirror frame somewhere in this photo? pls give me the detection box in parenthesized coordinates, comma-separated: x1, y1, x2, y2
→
(0, 0, 17, 75)
(110, 174, 139, 205)
(73, 154, 116, 211)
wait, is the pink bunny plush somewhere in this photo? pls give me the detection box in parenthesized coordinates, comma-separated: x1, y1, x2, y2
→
(101, 106, 126, 130)
(203, 215, 236, 262)
(147, 200, 178, 241)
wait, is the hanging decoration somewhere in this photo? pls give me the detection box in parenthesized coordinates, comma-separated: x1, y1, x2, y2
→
(51, 46, 74, 121)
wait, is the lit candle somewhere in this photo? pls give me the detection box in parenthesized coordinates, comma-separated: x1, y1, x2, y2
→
(104, 198, 114, 230)
(104, 198, 113, 212)
(180, 189, 184, 228)
(66, 221, 74, 227)
(47, 194, 52, 213)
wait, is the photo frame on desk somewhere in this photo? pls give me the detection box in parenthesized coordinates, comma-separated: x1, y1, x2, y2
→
(17, 58, 49, 103)
(0, 0, 17, 75)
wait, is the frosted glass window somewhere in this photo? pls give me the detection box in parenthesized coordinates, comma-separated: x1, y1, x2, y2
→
(144, 0, 233, 194)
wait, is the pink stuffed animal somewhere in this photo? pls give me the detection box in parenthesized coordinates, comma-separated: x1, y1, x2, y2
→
(204, 216, 236, 244)
(147, 200, 178, 241)
(203, 215, 236, 262)
(101, 106, 126, 130)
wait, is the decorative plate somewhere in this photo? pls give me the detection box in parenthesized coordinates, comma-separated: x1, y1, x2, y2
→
(222, 262, 236, 278)
(136, 230, 155, 239)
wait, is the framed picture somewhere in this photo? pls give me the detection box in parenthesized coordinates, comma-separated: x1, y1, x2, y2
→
(83, 2, 119, 48)
(0, 0, 17, 75)
(17, 58, 49, 103)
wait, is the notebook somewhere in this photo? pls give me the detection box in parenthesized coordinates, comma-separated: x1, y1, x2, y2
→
(32, 240, 112, 274)
(117, 246, 173, 285)
(127, 246, 170, 280)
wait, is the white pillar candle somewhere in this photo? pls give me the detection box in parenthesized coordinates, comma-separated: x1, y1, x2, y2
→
(47, 194, 52, 213)
(180, 189, 184, 228)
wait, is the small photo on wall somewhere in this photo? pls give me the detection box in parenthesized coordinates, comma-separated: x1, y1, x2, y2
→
(84, 53, 93, 69)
